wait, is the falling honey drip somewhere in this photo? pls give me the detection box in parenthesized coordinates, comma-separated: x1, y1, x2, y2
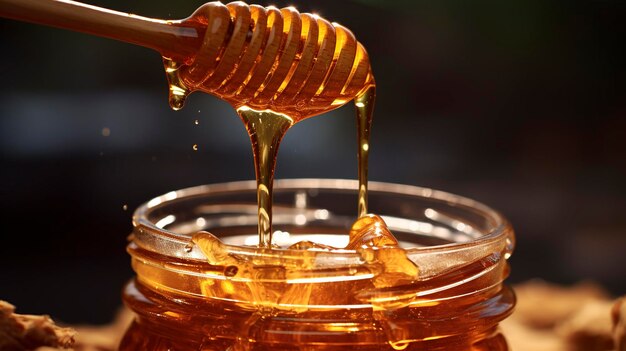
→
(355, 85, 376, 218)
(163, 57, 190, 111)
(237, 107, 293, 246)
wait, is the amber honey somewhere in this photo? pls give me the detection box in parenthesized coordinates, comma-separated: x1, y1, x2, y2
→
(119, 180, 515, 350)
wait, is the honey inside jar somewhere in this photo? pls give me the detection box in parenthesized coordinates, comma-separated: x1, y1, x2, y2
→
(120, 180, 515, 350)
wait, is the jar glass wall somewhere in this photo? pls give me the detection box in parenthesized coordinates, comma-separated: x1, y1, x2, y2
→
(120, 179, 516, 351)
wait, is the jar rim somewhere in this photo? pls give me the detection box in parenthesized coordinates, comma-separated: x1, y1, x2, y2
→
(126, 179, 515, 326)
(131, 179, 513, 267)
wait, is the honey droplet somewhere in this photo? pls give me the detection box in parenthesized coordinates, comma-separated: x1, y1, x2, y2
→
(237, 107, 293, 248)
(162, 57, 190, 110)
(192, 144, 198, 151)
(355, 86, 376, 218)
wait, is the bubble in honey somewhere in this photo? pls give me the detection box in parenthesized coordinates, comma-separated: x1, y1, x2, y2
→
(224, 265, 238, 277)
(122, 204, 128, 211)
(194, 119, 199, 125)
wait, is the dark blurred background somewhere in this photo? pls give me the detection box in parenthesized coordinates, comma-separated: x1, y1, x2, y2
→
(1, 0, 625, 325)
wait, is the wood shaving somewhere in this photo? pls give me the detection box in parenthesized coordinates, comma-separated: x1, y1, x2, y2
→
(502, 280, 621, 351)
(35, 308, 133, 351)
(512, 279, 609, 329)
(556, 300, 615, 351)
(0, 300, 75, 351)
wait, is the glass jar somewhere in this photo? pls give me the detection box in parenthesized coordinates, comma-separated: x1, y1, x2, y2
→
(120, 179, 515, 351)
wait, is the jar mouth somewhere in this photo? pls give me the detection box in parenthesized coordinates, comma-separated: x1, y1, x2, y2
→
(131, 179, 514, 280)
(125, 180, 516, 342)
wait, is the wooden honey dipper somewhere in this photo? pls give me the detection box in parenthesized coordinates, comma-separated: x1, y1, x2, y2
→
(1, 0, 375, 120)
(1, 0, 376, 246)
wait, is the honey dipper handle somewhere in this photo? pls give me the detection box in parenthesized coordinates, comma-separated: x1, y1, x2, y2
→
(0, 0, 202, 61)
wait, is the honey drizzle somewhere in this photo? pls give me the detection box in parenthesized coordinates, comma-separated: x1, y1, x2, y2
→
(236, 107, 293, 247)
(355, 85, 375, 218)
